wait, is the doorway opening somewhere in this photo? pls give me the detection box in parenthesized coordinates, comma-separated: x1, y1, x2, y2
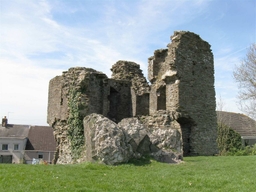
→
(177, 117, 194, 156)
(108, 87, 120, 122)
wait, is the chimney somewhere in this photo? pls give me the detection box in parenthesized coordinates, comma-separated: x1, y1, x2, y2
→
(2, 116, 8, 127)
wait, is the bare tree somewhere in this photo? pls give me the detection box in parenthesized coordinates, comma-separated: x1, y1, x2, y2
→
(216, 95, 225, 124)
(233, 43, 256, 119)
(217, 95, 225, 112)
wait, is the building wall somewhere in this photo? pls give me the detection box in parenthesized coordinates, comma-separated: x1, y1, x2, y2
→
(135, 92, 149, 116)
(0, 138, 27, 163)
(25, 151, 55, 164)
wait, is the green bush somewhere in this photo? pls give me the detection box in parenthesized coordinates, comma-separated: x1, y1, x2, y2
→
(217, 122, 256, 156)
(229, 144, 256, 156)
(217, 123, 242, 155)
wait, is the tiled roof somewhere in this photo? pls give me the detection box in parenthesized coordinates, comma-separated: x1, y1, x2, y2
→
(216, 111, 256, 137)
(0, 124, 30, 138)
(25, 126, 57, 151)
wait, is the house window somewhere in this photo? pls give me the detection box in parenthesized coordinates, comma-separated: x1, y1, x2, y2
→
(38, 154, 43, 159)
(14, 144, 19, 150)
(2, 144, 8, 150)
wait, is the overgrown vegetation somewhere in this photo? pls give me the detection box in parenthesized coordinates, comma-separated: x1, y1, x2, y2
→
(217, 123, 242, 155)
(217, 123, 256, 156)
(0, 156, 255, 192)
(229, 144, 256, 156)
(67, 88, 84, 160)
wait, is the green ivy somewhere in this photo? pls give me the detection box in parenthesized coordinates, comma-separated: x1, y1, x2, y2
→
(67, 88, 84, 160)
(217, 123, 242, 155)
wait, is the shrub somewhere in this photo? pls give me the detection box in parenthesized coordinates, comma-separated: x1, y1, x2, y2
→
(217, 123, 242, 155)
(227, 144, 256, 156)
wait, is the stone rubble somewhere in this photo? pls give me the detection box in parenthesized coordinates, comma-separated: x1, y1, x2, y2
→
(84, 113, 182, 165)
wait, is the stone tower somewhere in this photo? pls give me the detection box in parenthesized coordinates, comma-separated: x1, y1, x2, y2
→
(148, 31, 217, 155)
(47, 31, 218, 164)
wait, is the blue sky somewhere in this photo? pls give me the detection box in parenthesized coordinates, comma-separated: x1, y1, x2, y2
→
(0, 0, 255, 125)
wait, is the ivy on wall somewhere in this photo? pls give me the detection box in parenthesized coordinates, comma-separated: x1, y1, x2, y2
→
(67, 88, 85, 160)
(217, 123, 242, 155)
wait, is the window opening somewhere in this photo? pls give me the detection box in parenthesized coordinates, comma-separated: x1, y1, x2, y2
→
(157, 86, 166, 110)
(2, 144, 8, 150)
(14, 144, 19, 150)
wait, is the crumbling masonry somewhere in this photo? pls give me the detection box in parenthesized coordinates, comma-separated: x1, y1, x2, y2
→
(48, 31, 218, 164)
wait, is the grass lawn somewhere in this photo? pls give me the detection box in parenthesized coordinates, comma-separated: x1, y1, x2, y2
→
(0, 156, 255, 192)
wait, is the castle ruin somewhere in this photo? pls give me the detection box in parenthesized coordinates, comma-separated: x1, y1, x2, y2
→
(47, 31, 218, 164)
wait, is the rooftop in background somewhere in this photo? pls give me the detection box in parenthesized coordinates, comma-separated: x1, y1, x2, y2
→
(0, 118, 57, 152)
(217, 111, 256, 137)
(25, 126, 57, 151)
(0, 124, 30, 139)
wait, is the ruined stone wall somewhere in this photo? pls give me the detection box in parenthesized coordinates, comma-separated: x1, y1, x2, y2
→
(111, 60, 150, 95)
(148, 49, 169, 84)
(48, 76, 68, 125)
(107, 79, 132, 122)
(48, 67, 108, 125)
(48, 31, 218, 164)
(148, 31, 217, 155)
(48, 67, 109, 163)
(131, 91, 149, 116)
(111, 60, 150, 116)
(48, 66, 134, 163)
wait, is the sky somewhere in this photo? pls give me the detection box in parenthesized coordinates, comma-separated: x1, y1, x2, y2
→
(0, 0, 255, 125)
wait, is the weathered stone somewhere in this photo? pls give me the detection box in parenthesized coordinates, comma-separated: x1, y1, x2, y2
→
(48, 67, 133, 163)
(51, 120, 72, 164)
(118, 118, 148, 152)
(118, 118, 157, 158)
(47, 31, 218, 164)
(151, 150, 182, 164)
(48, 67, 108, 126)
(84, 113, 132, 165)
(111, 60, 150, 95)
(118, 117, 182, 163)
(148, 31, 217, 155)
(82, 115, 182, 164)
(111, 61, 150, 116)
(140, 110, 182, 154)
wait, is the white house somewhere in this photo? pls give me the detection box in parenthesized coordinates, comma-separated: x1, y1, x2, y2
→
(0, 117, 57, 164)
(0, 123, 29, 163)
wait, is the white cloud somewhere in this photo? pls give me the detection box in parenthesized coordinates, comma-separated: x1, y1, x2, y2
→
(1, 0, 248, 125)
(0, 58, 62, 125)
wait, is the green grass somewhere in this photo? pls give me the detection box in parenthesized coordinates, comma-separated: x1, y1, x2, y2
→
(0, 156, 256, 192)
